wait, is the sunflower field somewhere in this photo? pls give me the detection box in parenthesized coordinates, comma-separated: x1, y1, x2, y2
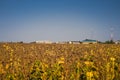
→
(0, 43, 120, 80)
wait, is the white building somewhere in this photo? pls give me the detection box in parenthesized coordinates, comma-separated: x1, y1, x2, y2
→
(35, 40, 52, 44)
(115, 40, 120, 44)
(69, 41, 81, 44)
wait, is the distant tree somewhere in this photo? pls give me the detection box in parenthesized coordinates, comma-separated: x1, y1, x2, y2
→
(104, 40, 115, 44)
(18, 41, 23, 43)
(98, 41, 103, 44)
(109, 40, 114, 44)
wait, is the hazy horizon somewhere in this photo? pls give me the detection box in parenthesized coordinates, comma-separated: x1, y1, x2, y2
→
(0, 0, 120, 42)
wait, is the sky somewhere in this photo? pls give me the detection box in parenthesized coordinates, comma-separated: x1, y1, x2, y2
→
(0, 0, 120, 42)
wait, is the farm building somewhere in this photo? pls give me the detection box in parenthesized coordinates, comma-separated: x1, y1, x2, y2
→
(69, 41, 81, 44)
(56, 41, 70, 44)
(115, 40, 120, 44)
(82, 39, 98, 44)
(34, 40, 52, 44)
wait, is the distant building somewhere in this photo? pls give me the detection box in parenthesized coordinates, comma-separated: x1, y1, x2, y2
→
(56, 41, 69, 44)
(82, 39, 98, 44)
(115, 40, 120, 44)
(34, 40, 52, 44)
(69, 41, 81, 44)
(56, 41, 81, 44)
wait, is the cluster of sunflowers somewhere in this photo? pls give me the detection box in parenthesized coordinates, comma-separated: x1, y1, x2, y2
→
(0, 43, 120, 80)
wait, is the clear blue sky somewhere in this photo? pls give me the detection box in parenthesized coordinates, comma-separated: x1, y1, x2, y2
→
(0, 0, 120, 42)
